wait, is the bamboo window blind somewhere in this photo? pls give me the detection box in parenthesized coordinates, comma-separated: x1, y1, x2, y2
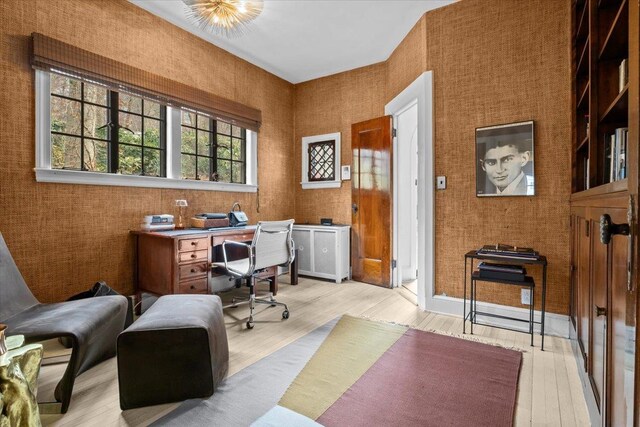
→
(31, 33, 261, 131)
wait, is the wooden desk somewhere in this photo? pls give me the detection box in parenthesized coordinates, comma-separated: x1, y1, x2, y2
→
(132, 226, 280, 299)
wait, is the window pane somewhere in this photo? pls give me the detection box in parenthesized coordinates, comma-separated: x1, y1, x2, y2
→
(83, 104, 110, 140)
(118, 145, 142, 175)
(182, 111, 196, 127)
(51, 96, 81, 135)
(217, 121, 231, 135)
(217, 135, 231, 159)
(197, 157, 211, 181)
(232, 138, 244, 161)
(83, 139, 108, 172)
(232, 161, 244, 183)
(197, 115, 210, 131)
(119, 113, 142, 145)
(232, 125, 242, 138)
(119, 93, 142, 114)
(144, 118, 161, 148)
(51, 135, 81, 169)
(217, 159, 231, 182)
(83, 83, 108, 106)
(181, 154, 196, 179)
(143, 148, 161, 177)
(143, 100, 161, 118)
(51, 73, 81, 99)
(181, 127, 196, 154)
(197, 131, 212, 156)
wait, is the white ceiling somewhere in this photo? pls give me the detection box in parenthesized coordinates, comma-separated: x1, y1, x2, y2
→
(129, 0, 455, 84)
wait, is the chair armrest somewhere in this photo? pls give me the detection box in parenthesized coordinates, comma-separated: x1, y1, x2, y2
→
(219, 240, 253, 276)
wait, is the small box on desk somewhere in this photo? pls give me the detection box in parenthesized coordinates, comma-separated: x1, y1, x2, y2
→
(191, 217, 230, 229)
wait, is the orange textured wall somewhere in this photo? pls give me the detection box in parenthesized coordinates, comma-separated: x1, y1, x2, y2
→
(293, 0, 572, 314)
(0, 0, 295, 302)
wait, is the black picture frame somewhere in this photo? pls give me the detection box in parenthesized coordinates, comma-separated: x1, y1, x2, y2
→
(475, 120, 535, 197)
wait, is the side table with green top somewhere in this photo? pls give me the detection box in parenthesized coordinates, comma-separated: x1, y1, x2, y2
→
(0, 334, 44, 427)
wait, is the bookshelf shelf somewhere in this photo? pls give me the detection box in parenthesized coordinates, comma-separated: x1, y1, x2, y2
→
(570, 179, 628, 201)
(600, 84, 629, 124)
(572, 0, 630, 194)
(598, 0, 628, 60)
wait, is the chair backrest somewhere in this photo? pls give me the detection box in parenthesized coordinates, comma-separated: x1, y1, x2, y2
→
(0, 232, 39, 322)
(252, 220, 295, 271)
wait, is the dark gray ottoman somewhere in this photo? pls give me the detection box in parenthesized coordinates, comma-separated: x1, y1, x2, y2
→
(117, 294, 229, 410)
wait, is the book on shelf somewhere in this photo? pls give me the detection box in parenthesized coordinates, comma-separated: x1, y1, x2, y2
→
(584, 156, 589, 189)
(620, 58, 629, 92)
(607, 127, 628, 182)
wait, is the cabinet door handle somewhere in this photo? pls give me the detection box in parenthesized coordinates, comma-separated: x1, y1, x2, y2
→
(600, 214, 629, 244)
(594, 305, 607, 317)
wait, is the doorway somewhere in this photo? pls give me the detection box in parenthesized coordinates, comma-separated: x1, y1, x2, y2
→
(395, 103, 419, 296)
(385, 71, 434, 310)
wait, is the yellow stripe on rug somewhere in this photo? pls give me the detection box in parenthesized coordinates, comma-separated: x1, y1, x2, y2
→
(279, 315, 407, 420)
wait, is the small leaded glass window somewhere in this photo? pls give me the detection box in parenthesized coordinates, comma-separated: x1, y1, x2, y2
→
(308, 140, 335, 182)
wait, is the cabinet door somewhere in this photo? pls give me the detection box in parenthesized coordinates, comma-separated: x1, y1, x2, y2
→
(577, 216, 591, 366)
(590, 216, 607, 411)
(608, 207, 635, 427)
(293, 229, 312, 273)
(313, 230, 337, 276)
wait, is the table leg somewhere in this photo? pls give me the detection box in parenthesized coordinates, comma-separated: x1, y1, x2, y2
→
(269, 268, 279, 296)
(463, 257, 467, 334)
(541, 264, 547, 351)
(290, 249, 299, 285)
(530, 284, 535, 347)
(470, 278, 475, 335)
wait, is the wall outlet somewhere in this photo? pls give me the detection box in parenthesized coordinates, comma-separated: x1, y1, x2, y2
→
(521, 289, 531, 305)
(436, 176, 446, 190)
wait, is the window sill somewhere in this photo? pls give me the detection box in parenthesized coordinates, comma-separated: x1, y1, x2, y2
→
(301, 180, 341, 190)
(34, 168, 258, 193)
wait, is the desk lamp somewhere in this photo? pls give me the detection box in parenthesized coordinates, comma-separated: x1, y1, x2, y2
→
(175, 199, 188, 229)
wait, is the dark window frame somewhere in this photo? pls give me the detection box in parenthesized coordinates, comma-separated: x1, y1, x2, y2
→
(50, 73, 167, 177)
(180, 111, 247, 184)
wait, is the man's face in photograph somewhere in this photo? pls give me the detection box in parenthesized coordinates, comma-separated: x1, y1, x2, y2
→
(481, 144, 530, 191)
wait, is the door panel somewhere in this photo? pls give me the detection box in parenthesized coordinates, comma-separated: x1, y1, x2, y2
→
(292, 229, 312, 272)
(608, 208, 635, 427)
(591, 215, 607, 411)
(351, 116, 393, 287)
(578, 216, 591, 366)
(313, 231, 337, 275)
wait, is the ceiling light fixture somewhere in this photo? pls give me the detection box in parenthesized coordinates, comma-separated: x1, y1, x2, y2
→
(182, 0, 264, 38)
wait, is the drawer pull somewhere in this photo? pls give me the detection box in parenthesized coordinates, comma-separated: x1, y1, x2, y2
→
(191, 268, 196, 273)
(191, 254, 197, 258)
(190, 285, 195, 289)
(191, 241, 197, 246)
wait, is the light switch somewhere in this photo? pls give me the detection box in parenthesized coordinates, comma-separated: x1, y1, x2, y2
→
(436, 176, 446, 190)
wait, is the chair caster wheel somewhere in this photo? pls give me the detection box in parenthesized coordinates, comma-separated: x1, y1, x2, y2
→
(246, 320, 254, 329)
(282, 310, 290, 320)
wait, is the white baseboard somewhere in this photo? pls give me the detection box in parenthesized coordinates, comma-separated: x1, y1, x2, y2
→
(426, 294, 571, 339)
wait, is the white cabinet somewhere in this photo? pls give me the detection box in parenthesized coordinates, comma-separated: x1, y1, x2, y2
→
(292, 225, 350, 283)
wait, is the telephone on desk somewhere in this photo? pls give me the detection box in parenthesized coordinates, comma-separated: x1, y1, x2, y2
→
(229, 202, 248, 227)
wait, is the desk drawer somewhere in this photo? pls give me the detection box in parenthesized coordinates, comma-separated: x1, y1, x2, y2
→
(178, 249, 208, 263)
(177, 277, 208, 294)
(178, 237, 209, 252)
(179, 262, 208, 281)
(212, 233, 254, 246)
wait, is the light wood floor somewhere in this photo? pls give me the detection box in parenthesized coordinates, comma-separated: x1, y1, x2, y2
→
(39, 277, 590, 426)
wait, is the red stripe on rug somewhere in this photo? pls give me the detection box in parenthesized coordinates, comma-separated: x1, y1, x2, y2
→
(317, 329, 522, 427)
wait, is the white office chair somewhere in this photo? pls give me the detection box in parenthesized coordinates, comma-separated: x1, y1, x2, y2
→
(213, 220, 294, 329)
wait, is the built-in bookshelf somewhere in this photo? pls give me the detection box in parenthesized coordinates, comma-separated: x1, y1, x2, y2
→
(572, 0, 630, 193)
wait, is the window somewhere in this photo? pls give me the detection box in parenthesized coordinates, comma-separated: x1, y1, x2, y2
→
(180, 111, 246, 184)
(301, 132, 341, 189)
(50, 72, 166, 176)
(36, 70, 257, 192)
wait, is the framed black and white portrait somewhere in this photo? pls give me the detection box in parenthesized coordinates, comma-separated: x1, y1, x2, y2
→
(476, 121, 535, 197)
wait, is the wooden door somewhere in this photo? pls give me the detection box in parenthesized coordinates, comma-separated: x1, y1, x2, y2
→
(577, 216, 591, 367)
(351, 116, 393, 287)
(607, 207, 634, 427)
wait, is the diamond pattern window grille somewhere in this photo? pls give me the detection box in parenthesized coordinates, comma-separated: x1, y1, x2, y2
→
(308, 140, 335, 181)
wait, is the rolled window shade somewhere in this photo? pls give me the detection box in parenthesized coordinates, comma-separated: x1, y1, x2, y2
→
(31, 32, 261, 131)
